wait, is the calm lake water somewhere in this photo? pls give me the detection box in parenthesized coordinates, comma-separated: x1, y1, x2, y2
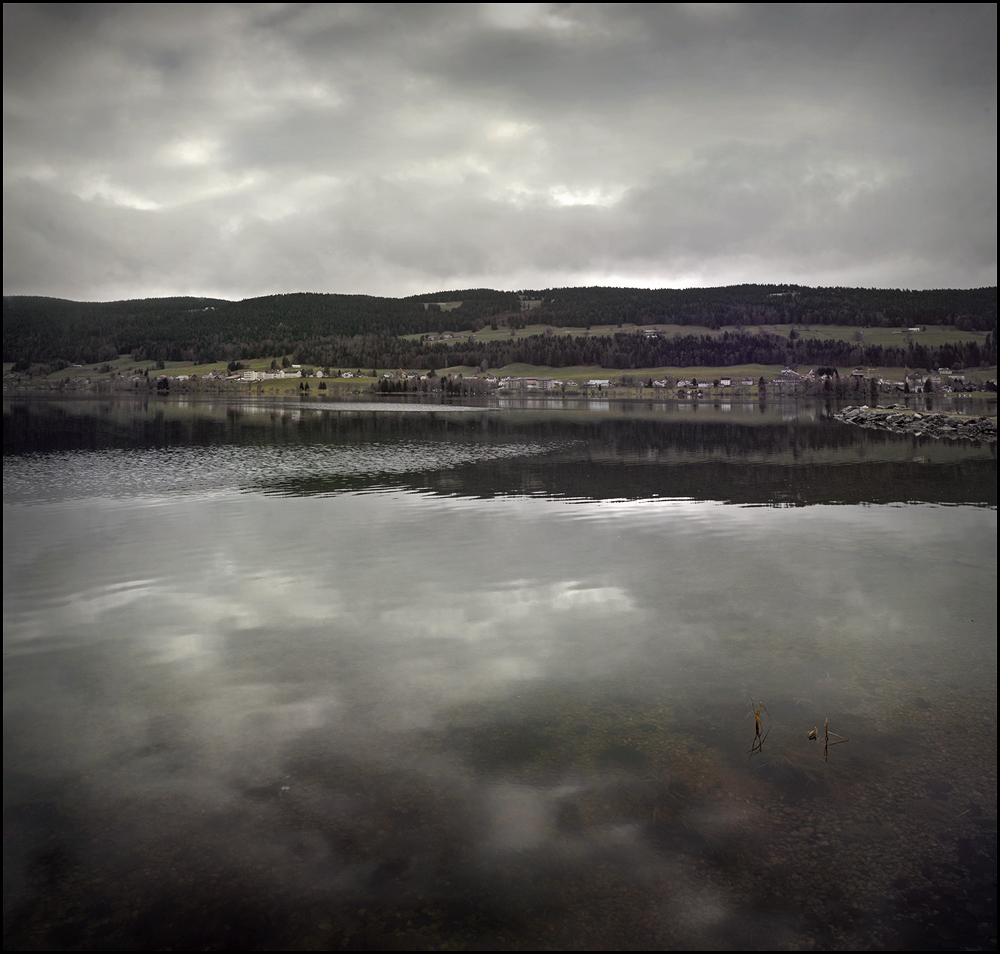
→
(4, 395, 997, 950)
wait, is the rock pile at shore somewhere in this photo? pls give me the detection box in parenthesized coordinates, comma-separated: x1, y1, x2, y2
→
(834, 405, 997, 442)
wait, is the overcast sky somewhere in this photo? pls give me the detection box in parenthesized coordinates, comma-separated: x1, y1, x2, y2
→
(4, 3, 996, 302)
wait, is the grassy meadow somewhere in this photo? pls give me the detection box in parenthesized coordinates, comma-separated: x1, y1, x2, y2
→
(405, 321, 992, 349)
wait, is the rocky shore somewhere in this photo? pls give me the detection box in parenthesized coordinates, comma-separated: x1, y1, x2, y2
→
(834, 404, 997, 442)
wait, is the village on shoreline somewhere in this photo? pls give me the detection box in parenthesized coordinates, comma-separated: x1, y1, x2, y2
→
(6, 356, 997, 405)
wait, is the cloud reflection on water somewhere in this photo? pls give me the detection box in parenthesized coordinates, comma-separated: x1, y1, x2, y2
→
(4, 433, 996, 949)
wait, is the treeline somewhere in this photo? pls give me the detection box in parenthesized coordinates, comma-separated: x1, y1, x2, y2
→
(292, 329, 995, 373)
(4, 285, 996, 367)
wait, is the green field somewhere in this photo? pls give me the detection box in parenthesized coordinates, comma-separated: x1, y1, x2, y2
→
(405, 322, 992, 348)
(436, 361, 995, 387)
(10, 355, 380, 392)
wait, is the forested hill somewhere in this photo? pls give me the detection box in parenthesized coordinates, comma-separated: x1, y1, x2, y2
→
(2, 290, 517, 365)
(532, 285, 997, 332)
(3, 285, 996, 366)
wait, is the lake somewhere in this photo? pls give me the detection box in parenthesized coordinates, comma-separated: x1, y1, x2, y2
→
(3, 395, 997, 950)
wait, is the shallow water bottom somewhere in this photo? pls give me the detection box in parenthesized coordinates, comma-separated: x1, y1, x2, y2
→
(5, 681, 996, 951)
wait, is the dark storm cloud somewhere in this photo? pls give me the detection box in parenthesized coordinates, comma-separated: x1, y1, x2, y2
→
(3, 3, 996, 300)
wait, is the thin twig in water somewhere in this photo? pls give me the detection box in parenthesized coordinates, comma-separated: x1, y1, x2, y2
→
(747, 694, 771, 759)
(822, 717, 850, 762)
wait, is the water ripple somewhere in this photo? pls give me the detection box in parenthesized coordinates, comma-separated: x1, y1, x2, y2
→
(2, 440, 567, 502)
